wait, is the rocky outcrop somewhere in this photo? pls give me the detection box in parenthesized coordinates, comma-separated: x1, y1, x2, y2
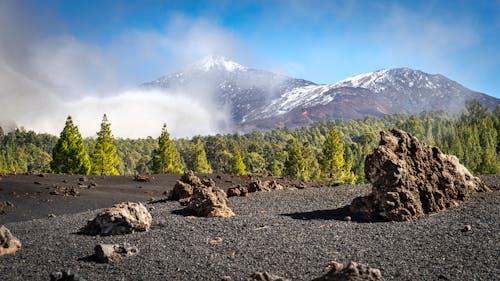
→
(185, 177, 235, 218)
(169, 170, 202, 201)
(227, 185, 249, 197)
(79, 202, 152, 236)
(248, 179, 285, 193)
(0, 225, 21, 256)
(350, 129, 491, 221)
(247, 272, 290, 281)
(313, 261, 384, 281)
(94, 243, 139, 263)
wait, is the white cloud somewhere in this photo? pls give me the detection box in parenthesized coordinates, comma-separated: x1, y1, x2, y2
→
(0, 3, 239, 138)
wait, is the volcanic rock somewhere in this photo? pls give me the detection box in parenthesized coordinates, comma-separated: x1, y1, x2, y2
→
(247, 272, 290, 281)
(312, 261, 384, 281)
(169, 170, 203, 201)
(79, 202, 152, 236)
(227, 185, 249, 197)
(0, 225, 22, 256)
(50, 269, 86, 281)
(185, 181, 235, 218)
(134, 175, 151, 182)
(350, 129, 491, 221)
(94, 243, 139, 263)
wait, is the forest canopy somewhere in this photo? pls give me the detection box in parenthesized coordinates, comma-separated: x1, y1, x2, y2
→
(0, 101, 498, 182)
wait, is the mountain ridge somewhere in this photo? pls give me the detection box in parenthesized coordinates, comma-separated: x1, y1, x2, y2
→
(141, 56, 499, 131)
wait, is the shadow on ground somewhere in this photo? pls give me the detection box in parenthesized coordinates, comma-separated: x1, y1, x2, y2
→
(281, 205, 386, 223)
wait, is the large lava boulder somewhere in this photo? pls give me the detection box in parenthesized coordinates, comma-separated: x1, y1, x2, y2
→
(350, 129, 490, 221)
(79, 202, 152, 235)
(169, 170, 203, 201)
(185, 177, 235, 218)
(0, 225, 21, 256)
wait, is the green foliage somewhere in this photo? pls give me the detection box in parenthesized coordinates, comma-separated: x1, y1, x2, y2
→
(283, 140, 307, 179)
(1, 99, 498, 179)
(152, 124, 183, 174)
(188, 136, 212, 173)
(90, 114, 120, 175)
(231, 147, 246, 175)
(320, 127, 356, 183)
(51, 116, 91, 175)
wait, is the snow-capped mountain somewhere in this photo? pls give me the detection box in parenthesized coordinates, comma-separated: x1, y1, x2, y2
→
(141, 56, 499, 131)
(141, 55, 314, 122)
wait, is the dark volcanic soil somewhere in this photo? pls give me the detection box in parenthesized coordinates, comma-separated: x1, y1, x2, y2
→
(0, 173, 499, 280)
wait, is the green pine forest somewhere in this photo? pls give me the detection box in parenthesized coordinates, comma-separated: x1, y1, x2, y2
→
(0, 101, 498, 182)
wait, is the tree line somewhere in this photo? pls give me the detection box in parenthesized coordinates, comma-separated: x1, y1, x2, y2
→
(0, 101, 498, 182)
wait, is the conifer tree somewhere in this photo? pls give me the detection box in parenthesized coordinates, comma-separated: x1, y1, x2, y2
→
(302, 141, 321, 180)
(152, 124, 183, 174)
(283, 140, 307, 179)
(189, 136, 212, 173)
(231, 147, 246, 175)
(90, 114, 119, 175)
(50, 116, 91, 174)
(320, 127, 356, 183)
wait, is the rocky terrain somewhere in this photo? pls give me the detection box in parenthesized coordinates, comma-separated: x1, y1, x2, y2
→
(0, 171, 498, 280)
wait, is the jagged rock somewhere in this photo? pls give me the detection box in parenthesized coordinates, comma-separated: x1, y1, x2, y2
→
(313, 261, 384, 281)
(169, 170, 203, 201)
(350, 129, 491, 221)
(0, 225, 21, 256)
(227, 185, 249, 197)
(50, 186, 80, 196)
(248, 179, 286, 193)
(247, 272, 290, 281)
(78, 176, 87, 182)
(94, 243, 139, 263)
(50, 270, 86, 281)
(185, 184, 235, 218)
(248, 179, 271, 192)
(79, 202, 152, 236)
(134, 175, 151, 182)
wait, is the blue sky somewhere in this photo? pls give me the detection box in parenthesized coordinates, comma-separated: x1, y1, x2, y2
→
(9, 0, 499, 97)
(0, 0, 499, 137)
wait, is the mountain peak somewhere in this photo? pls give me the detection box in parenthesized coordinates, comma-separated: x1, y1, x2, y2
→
(190, 55, 247, 72)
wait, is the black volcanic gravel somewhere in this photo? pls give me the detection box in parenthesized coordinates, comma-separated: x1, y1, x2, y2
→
(0, 178, 499, 280)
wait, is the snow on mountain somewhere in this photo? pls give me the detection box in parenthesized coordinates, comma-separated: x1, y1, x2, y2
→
(189, 55, 247, 72)
(140, 57, 499, 131)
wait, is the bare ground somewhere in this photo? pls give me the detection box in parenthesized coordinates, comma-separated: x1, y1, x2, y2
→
(0, 173, 499, 280)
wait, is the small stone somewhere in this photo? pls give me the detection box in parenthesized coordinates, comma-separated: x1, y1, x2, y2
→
(48, 214, 57, 218)
(50, 269, 86, 281)
(313, 261, 384, 281)
(462, 225, 472, 232)
(209, 237, 223, 244)
(34, 181, 41, 185)
(344, 216, 352, 222)
(0, 225, 22, 256)
(222, 276, 232, 281)
(247, 272, 290, 281)
(94, 243, 139, 263)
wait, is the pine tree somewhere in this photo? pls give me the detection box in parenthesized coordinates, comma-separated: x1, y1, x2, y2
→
(90, 114, 119, 175)
(320, 127, 356, 183)
(50, 116, 91, 174)
(189, 136, 212, 173)
(302, 141, 321, 180)
(231, 147, 246, 175)
(283, 140, 307, 179)
(152, 124, 183, 174)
